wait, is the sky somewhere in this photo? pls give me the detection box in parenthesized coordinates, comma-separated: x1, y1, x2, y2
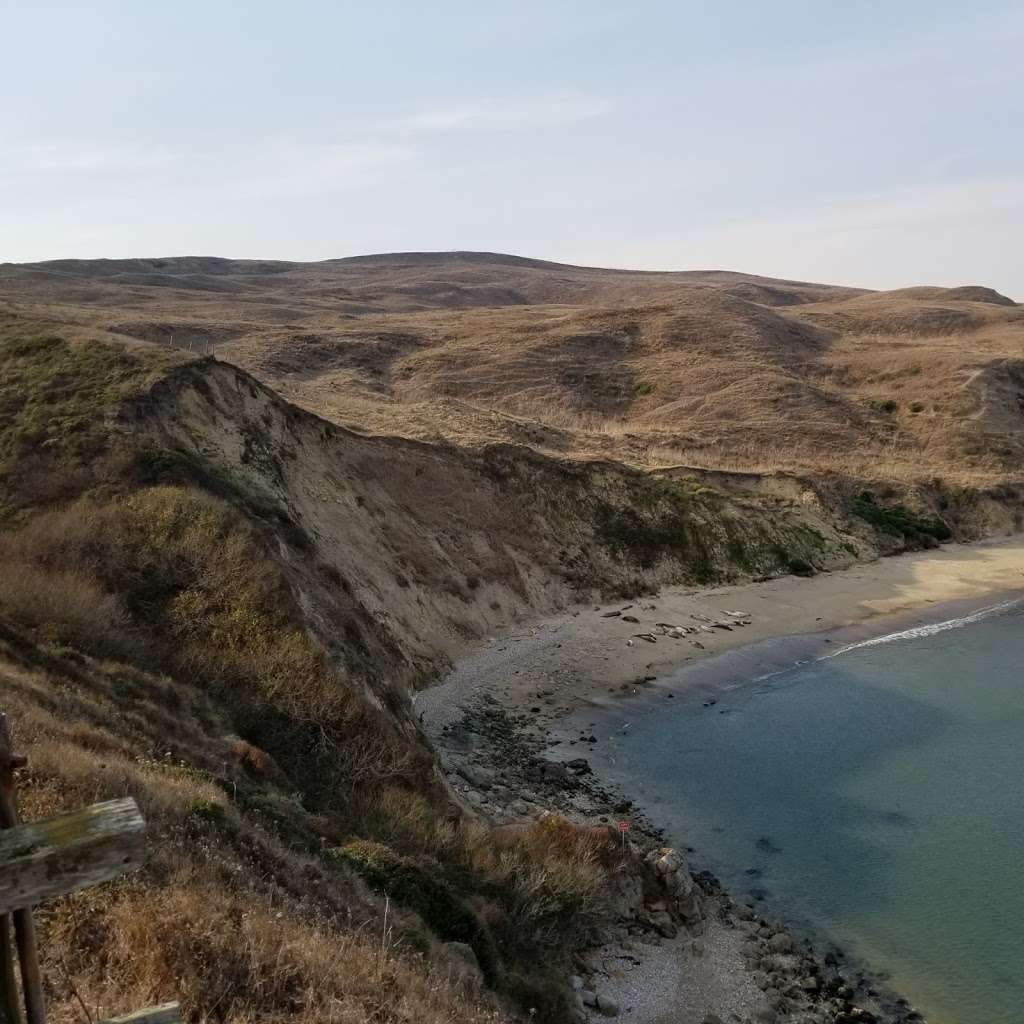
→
(2, 0, 1022, 295)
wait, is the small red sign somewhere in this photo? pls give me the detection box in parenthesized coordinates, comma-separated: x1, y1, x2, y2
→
(618, 821, 630, 832)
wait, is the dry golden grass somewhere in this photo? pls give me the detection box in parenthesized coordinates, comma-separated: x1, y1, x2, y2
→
(0, 260, 1018, 1022)
(0, 615, 614, 1022)
(355, 787, 614, 950)
(4, 254, 1015, 487)
(0, 628, 506, 1024)
(0, 343, 626, 1022)
(0, 485, 424, 804)
(0, 555, 135, 657)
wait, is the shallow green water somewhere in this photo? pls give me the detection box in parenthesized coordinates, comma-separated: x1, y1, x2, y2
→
(594, 600, 1024, 1023)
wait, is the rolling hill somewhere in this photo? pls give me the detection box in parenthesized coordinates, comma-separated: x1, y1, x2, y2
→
(2, 252, 1021, 488)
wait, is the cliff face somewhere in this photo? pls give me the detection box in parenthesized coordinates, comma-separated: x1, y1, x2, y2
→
(124, 360, 868, 700)
(130, 359, 1024, 694)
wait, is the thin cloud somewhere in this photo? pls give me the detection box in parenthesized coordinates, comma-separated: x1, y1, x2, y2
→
(2, 141, 179, 178)
(611, 177, 1024, 293)
(231, 142, 417, 199)
(399, 94, 614, 133)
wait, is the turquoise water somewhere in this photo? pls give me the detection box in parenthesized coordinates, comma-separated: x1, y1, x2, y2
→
(585, 600, 1024, 1024)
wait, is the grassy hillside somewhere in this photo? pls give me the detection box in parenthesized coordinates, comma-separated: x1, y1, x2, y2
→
(2, 252, 1021, 489)
(0, 317, 1018, 1022)
(0, 329, 623, 1022)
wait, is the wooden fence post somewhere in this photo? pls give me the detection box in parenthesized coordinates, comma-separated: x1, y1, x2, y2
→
(0, 912, 22, 1024)
(0, 716, 41, 1024)
(0, 714, 181, 1024)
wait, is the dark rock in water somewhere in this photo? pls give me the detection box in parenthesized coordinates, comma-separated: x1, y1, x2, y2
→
(756, 836, 782, 854)
(622, 614, 639, 623)
(745, 867, 763, 877)
(703, 699, 717, 707)
(693, 870, 722, 894)
(749, 887, 770, 901)
(586, 734, 598, 743)
(566, 757, 592, 774)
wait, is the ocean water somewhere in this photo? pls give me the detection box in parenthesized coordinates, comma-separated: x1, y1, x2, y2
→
(582, 599, 1024, 1024)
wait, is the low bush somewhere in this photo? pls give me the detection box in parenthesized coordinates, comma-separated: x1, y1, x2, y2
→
(0, 553, 137, 659)
(0, 486, 423, 802)
(850, 491, 952, 543)
(330, 840, 498, 981)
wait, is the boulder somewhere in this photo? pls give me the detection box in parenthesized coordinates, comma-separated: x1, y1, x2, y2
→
(648, 910, 678, 938)
(596, 993, 621, 1017)
(645, 847, 704, 925)
(457, 763, 493, 789)
(527, 757, 574, 787)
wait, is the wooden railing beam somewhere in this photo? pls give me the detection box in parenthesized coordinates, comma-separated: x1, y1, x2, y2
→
(0, 799, 145, 915)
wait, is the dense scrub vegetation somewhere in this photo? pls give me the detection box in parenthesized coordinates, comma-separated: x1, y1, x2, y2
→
(0, 331, 633, 1022)
(849, 490, 953, 546)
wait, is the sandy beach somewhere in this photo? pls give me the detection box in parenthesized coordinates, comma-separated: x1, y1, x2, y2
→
(420, 534, 1024, 736)
(419, 535, 1024, 1024)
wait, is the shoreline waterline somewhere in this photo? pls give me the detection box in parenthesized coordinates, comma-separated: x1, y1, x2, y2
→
(420, 536, 1024, 1024)
(549, 585, 1024, 723)
(420, 534, 1024, 740)
(547, 589, 1024, 1024)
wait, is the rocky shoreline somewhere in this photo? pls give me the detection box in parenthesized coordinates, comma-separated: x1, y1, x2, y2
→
(420, 547, 1024, 1023)
(433, 696, 928, 1024)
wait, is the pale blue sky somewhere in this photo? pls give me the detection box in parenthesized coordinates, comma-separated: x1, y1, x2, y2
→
(2, 1, 1022, 294)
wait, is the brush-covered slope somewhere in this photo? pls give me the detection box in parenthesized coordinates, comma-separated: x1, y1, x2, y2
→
(1, 252, 1020, 486)
(4, 323, 1015, 1022)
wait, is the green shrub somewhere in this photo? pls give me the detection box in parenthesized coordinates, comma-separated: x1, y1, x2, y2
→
(786, 556, 815, 577)
(850, 491, 952, 543)
(329, 840, 497, 981)
(186, 798, 227, 824)
(869, 398, 899, 414)
(0, 332, 171, 516)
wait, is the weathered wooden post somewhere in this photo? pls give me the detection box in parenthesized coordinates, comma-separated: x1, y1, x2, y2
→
(0, 715, 36, 1024)
(1, 912, 21, 1024)
(0, 714, 181, 1024)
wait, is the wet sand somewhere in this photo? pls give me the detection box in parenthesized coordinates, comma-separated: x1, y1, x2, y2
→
(419, 535, 1024, 735)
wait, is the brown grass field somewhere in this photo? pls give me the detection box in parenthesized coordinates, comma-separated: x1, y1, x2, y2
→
(1, 251, 1020, 486)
